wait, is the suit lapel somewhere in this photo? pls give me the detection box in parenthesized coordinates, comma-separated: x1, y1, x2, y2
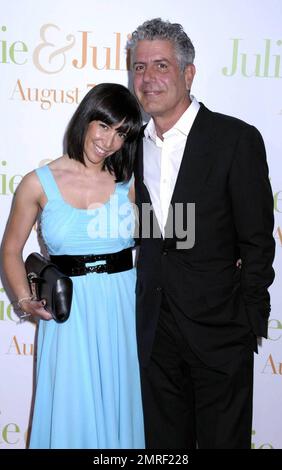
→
(170, 103, 214, 205)
(135, 127, 148, 195)
(135, 127, 163, 237)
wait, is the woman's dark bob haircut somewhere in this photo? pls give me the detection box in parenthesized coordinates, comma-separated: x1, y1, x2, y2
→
(66, 83, 142, 182)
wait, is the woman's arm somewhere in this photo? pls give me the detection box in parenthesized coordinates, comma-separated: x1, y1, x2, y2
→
(1, 171, 52, 320)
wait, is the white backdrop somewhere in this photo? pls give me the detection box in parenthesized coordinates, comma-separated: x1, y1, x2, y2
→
(0, 0, 281, 449)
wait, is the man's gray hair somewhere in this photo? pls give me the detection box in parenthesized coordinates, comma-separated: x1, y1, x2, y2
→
(128, 18, 195, 72)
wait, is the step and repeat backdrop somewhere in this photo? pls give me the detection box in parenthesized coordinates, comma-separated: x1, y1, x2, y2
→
(0, 0, 281, 449)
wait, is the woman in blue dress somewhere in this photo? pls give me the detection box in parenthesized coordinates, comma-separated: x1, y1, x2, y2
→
(2, 83, 145, 449)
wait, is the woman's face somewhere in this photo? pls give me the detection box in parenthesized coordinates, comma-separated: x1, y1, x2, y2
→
(83, 120, 127, 167)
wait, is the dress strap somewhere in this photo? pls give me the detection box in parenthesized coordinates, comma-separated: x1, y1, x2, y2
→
(116, 175, 134, 196)
(35, 165, 63, 201)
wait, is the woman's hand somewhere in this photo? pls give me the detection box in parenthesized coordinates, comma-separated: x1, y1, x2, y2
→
(18, 298, 53, 321)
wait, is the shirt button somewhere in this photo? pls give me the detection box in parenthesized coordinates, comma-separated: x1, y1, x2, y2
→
(162, 250, 168, 256)
(156, 286, 162, 292)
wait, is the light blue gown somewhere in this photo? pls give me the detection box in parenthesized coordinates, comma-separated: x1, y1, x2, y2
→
(29, 165, 144, 449)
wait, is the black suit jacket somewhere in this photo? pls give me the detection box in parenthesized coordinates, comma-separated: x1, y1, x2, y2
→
(134, 103, 275, 367)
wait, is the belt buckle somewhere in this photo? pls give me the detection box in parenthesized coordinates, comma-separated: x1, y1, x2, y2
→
(87, 263, 107, 274)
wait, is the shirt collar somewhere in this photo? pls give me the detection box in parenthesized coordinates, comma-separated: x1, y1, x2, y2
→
(144, 96, 200, 142)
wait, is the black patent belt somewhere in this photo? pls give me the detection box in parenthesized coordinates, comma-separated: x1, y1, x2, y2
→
(50, 248, 133, 277)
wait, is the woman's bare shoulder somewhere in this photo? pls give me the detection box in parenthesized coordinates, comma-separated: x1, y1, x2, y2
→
(19, 169, 41, 190)
(128, 176, 135, 203)
(48, 155, 70, 170)
(12, 169, 43, 206)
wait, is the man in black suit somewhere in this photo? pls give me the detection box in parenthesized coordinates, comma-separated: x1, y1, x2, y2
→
(128, 18, 275, 448)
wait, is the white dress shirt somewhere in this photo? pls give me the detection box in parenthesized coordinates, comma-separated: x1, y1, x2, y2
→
(143, 96, 200, 235)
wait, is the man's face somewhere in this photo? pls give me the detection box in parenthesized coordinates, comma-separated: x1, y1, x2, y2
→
(132, 39, 195, 123)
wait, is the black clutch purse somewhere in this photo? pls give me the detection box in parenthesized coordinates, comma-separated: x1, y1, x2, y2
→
(25, 252, 73, 323)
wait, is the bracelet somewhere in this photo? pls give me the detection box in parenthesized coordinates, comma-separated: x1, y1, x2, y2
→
(17, 296, 34, 310)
